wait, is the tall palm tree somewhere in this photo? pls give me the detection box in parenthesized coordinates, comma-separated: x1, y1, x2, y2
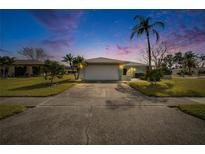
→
(130, 15, 164, 73)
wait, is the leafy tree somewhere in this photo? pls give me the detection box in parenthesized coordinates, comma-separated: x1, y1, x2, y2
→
(173, 52, 183, 68)
(18, 47, 49, 60)
(196, 54, 205, 75)
(43, 60, 65, 86)
(130, 15, 164, 74)
(73, 56, 86, 80)
(162, 54, 174, 74)
(0, 56, 15, 79)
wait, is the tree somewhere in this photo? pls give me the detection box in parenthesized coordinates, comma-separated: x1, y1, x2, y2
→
(162, 54, 174, 75)
(0, 56, 15, 79)
(130, 15, 164, 73)
(62, 53, 74, 68)
(73, 56, 86, 80)
(183, 51, 198, 75)
(18, 47, 49, 60)
(151, 41, 168, 69)
(196, 54, 205, 75)
(173, 52, 183, 68)
(163, 54, 174, 70)
(35, 48, 49, 60)
(196, 54, 205, 69)
(62, 53, 75, 77)
(43, 60, 65, 86)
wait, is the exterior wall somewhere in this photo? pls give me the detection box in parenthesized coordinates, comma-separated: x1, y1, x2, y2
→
(26, 66, 33, 76)
(125, 65, 147, 78)
(82, 64, 120, 81)
(8, 66, 15, 77)
(7, 64, 42, 77)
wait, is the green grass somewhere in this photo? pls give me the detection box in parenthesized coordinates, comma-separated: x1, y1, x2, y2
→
(129, 78, 205, 97)
(178, 104, 205, 120)
(0, 104, 26, 119)
(0, 75, 76, 96)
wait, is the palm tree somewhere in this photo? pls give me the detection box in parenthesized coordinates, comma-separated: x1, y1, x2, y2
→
(130, 15, 164, 73)
(183, 51, 197, 75)
(73, 56, 86, 80)
(62, 53, 75, 78)
(62, 53, 74, 69)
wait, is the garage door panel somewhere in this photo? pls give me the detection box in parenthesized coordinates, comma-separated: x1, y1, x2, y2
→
(85, 64, 119, 80)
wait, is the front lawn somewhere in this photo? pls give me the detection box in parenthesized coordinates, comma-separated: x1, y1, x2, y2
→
(0, 104, 26, 119)
(178, 104, 205, 120)
(129, 78, 205, 97)
(0, 75, 75, 96)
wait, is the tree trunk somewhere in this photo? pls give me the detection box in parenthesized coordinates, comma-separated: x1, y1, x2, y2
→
(77, 69, 80, 80)
(50, 77, 54, 86)
(146, 31, 152, 73)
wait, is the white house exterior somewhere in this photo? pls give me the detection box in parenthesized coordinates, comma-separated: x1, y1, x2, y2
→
(80, 57, 147, 81)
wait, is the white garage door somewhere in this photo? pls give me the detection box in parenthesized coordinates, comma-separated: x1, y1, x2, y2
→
(84, 64, 119, 80)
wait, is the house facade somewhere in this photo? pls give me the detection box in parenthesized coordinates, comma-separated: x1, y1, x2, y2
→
(80, 57, 148, 81)
(7, 60, 44, 77)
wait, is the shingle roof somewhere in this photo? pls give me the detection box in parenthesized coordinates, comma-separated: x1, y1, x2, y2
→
(86, 57, 148, 66)
(14, 60, 44, 65)
(86, 57, 127, 64)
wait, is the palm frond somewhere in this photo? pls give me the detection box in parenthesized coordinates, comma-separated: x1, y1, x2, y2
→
(133, 15, 144, 21)
(152, 29, 160, 42)
(130, 31, 137, 40)
(150, 21, 165, 29)
(145, 17, 152, 24)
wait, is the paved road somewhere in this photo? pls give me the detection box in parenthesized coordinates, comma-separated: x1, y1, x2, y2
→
(0, 83, 205, 144)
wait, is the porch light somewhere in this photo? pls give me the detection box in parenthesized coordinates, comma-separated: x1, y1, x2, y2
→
(79, 63, 84, 69)
(119, 64, 124, 69)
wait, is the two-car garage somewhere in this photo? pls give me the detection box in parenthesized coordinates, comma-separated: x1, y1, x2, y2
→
(81, 57, 125, 81)
(83, 64, 120, 81)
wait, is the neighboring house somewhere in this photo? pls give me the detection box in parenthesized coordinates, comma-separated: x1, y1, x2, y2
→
(8, 60, 44, 77)
(80, 57, 147, 81)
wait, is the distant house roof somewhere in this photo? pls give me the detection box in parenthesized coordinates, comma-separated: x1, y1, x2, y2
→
(86, 57, 147, 66)
(124, 62, 147, 67)
(86, 57, 128, 64)
(14, 60, 44, 65)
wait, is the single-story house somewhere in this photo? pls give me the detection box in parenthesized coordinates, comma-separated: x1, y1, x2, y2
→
(7, 60, 44, 77)
(80, 57, 147, 81)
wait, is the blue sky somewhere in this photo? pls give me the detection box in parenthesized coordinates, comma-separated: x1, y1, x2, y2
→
(0, 9, 205, 62)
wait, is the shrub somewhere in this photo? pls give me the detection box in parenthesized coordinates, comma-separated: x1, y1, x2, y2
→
(161, 64, 172, 75)
(148, 69, 163, 82)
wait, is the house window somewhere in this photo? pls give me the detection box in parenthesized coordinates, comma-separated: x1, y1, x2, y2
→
(123, 68, 127, 75)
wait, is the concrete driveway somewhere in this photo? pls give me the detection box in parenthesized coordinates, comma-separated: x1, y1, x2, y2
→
(0, 83, 205, 144)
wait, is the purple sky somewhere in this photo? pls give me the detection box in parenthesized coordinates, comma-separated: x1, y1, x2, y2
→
(0, 9, 205, 63)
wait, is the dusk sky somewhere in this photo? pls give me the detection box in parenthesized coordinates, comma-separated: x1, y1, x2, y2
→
(0, 9, 205, 63)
